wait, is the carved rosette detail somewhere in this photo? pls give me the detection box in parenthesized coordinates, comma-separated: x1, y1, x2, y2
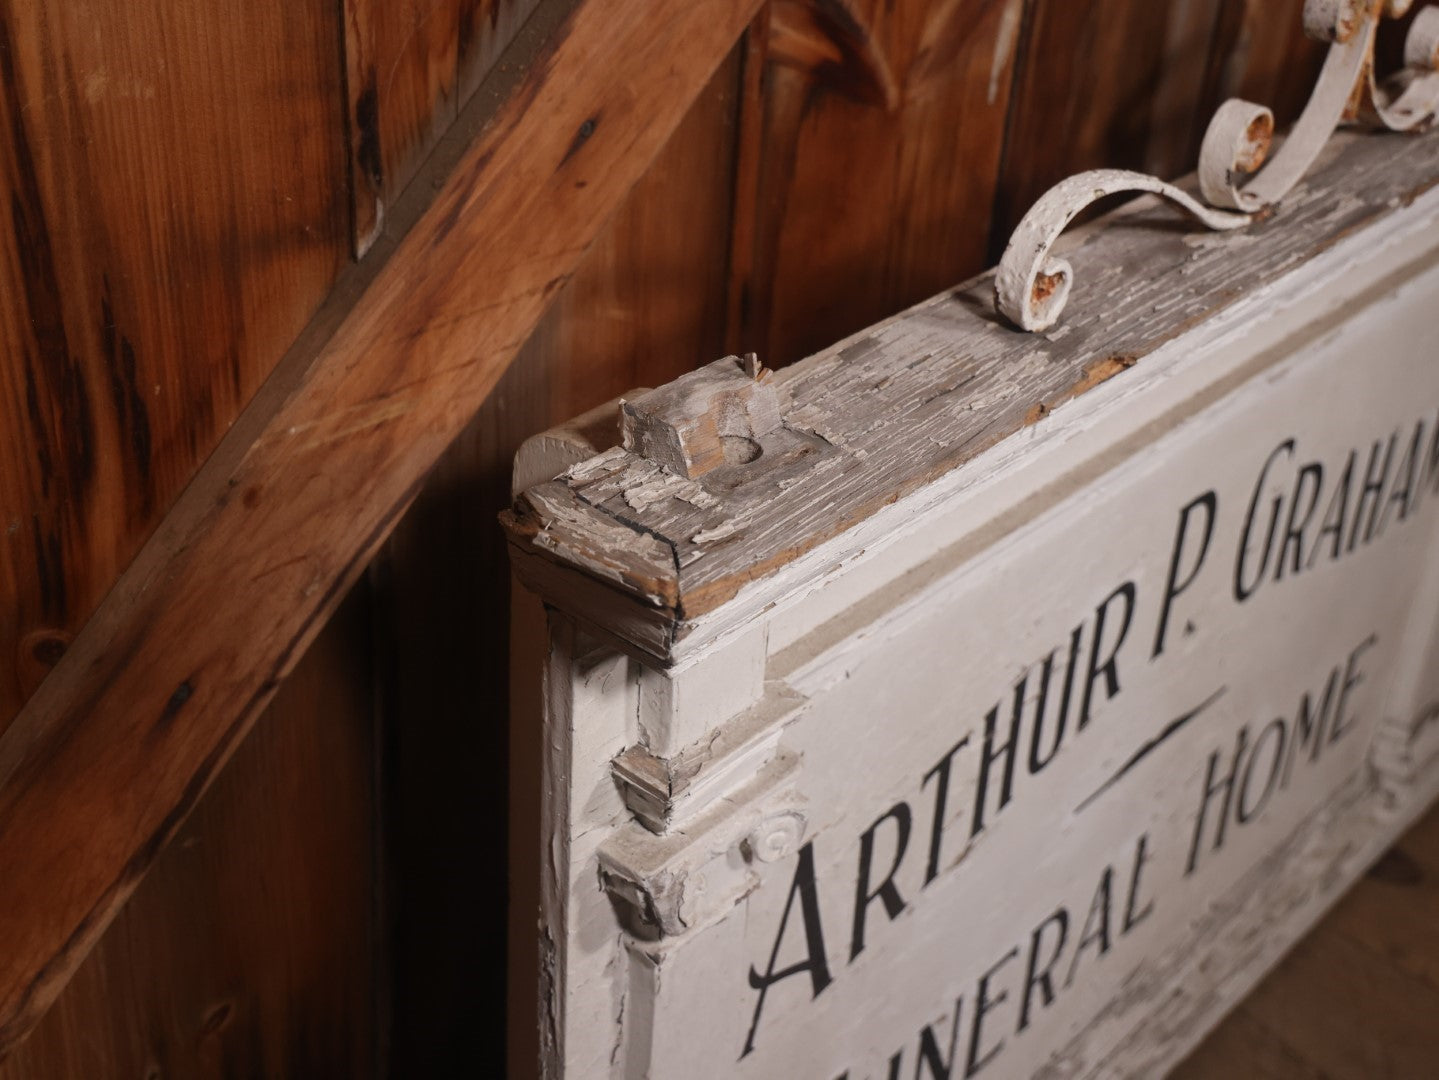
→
(996, 0, 1439, 332)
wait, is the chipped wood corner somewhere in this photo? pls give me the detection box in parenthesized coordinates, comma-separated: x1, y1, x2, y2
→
(501, 482, 680, 611)
(512, 391, 638, 498)
(598, 749, 805, 940)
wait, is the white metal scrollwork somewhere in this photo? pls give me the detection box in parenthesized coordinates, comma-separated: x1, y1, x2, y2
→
(996, 0, 1439, 332)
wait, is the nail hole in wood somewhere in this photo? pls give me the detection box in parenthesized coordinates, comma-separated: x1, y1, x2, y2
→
(721, 436, 762, 465)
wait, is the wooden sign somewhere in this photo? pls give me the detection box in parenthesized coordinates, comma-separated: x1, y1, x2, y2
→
(504, 130, 1439, 1078)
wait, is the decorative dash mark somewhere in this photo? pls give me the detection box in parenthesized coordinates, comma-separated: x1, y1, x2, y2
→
(1075, 686, 1229, 814)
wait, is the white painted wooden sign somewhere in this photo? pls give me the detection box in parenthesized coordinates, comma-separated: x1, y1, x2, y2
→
(504, 129, 1439, 1079)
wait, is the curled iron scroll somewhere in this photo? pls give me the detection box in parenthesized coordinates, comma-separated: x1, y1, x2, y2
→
(996, 0, 1439, 333)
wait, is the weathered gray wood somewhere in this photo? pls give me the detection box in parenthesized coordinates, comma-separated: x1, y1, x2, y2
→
(504, 129, 1439, 666)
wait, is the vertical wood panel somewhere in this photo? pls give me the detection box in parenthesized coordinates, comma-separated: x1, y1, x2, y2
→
(993, 0, 1327, 255)
(0, 0, 350, 727)
(1203, 0, 1326, 132)
(992, 0, 1178, 255)
(0, 589, 380, 1080)
(343, 0, 542, 253)
(456, 0, 547, 101)
(732, 0, 1028, 368)
(377, 47, 742, 1075)
(1143, 0, 1234, 178)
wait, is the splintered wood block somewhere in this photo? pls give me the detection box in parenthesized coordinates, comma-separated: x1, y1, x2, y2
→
(620, 355, 784, 479)
(506, 129, 1439, 1077)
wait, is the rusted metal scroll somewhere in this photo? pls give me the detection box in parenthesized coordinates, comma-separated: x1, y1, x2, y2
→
(997, 0, 1439, 332)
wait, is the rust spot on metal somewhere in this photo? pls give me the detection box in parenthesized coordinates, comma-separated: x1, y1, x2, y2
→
(1335, 0, 1361, 44)
(1239, 114, 1274, 173)
(1032, 270, 1064, 304)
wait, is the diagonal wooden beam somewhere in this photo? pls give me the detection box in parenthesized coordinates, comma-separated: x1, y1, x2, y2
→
(0, 0, 762, 1052)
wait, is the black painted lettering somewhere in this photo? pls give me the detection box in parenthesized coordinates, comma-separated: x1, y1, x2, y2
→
(972, 703, 1019, 839)
(1276, 462, 1324, 581)
(1123, 833, 1156, 934)
(1018, 909, 1069, 1032)
(852, 802, 913, 962)
(1237, 718, 1287, 823)
(1065, 866, 1113, 988)
(1418, 413, 1439, 510)
(1333, 634, 1378, 745)
(915, 1000, 965, 1080)
(1282, 669, 1337, 785)
(1079, 582, 1136, 730)
(1379, 420, 1424, 531)
(923, 737, 972, 886)
(1349, 436, 1396, 551)
(1028, 648, 1067, 774)
(1308, 451, 1354, 568)
(1154, 492, 1217, 659)
(965, 948, 1019, 1077)
(744, 842, 833, 1058)
(1236, 440, 1293, 601)
(1186, 726, 1247, 876)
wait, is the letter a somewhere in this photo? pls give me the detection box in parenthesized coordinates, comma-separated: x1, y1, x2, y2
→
(743, 842, 834, 1058)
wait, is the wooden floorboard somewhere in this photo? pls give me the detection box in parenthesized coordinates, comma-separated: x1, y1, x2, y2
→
(1176, 798, 1439, 1079)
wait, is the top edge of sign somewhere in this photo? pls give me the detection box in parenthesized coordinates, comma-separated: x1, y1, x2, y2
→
(502, 130, 1439, 664)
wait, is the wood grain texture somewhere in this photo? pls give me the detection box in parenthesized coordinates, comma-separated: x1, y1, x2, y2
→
(1202, 0, 1327, 137)
(379, 48, 741, 1074)
(0, 589, 379, 1079)
(343, 0, 542, 253)
(505, 129, 1439, 662)
(729, 0, 1028, 368)
(543, 48, 742, 422)
(0, 0, 761, 1054)
(993, 0, 1191, 255)
(0, 0, 350, 728)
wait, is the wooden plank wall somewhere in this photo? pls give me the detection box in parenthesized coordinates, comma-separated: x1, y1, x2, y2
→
(0, 0, 348, 724)
(0, 0, 536, 1073)
(0, 0, 1353, 1073)
(343, 0, 541, 253)
(0, 591, 381, 1080)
